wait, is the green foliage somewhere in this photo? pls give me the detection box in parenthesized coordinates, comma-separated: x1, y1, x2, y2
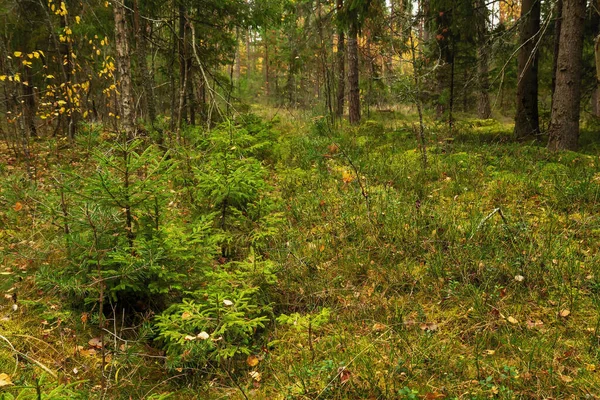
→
(155, 254, 276, 369)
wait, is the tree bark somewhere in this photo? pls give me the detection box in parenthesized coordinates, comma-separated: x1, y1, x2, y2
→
(547, 0, 586, 151)
(264, 27, 270, 97)
(336, 0, 345, 117)
(476, 0, 491, 119)
(551, 0, 563, 107)
(348, 20, 360, 125)
(113, 0, 135, 140)
(133, 0, 156, 125)
(595, 34, 600, 116)
(513, 0, 540, 140)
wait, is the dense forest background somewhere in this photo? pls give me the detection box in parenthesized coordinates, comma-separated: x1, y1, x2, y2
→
(2, 0, 600, 398)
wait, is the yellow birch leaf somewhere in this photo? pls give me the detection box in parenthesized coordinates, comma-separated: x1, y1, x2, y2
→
(0, 373, 13, 387)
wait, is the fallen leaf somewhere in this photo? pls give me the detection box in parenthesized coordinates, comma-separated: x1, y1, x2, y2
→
(184, 335, 196, 341)
(181, 311, 192, 320)
(372, 323, 387, 332)
(0, 373, 13, 387)
(197, 331, 209, 340)
(424, 392, 445, 399)
(526, 320, 544, 329)
(514, 275, 525, 282)
(342, 170, 354, 184)
(586, 363, 596, 372)
(507, 316, 519, 325)
(339, 367, 351, 384)
(560, 375, 573, 383)
(13, 202, 22, 211)
(559, 309, 570, 318)
(249, 371, 261, 382)
(80, 313, 88, 324)
(88, 337, 103, 348)
(247, 355, 259, 367)
(420, 322, 439, 332)
(80, 348, 97, 357)
(483, 349, 495, 355)
(223, 299, 233, 306)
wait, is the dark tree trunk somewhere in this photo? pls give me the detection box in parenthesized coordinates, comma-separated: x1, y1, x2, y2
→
(551, 0, 563, 107)
(348, 20, 360, 125)
(513, 0, 541, 140)
(178, 4, 188, 127)
(23, 67, 37, 138)
(476, 0, 491, 119)
(133, 0, 156, 125)
(547, 0, 586, 151)
(336, 0, 345, 117)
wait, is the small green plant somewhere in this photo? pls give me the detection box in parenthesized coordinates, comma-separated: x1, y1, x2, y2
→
(155, 255, 276, 370)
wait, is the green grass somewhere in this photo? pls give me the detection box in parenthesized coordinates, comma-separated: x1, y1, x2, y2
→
(3, 111, 600, 398)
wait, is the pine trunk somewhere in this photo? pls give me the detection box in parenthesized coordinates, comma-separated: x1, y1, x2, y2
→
(595, 34, 600, 116)
(548, 0, 586, 151)
(336, 0, 345, 117)
(348, 20, 360, 125)
(551, 0, 563, 107)
(476, 0, 491, 119)
(513, 0, 540, 140)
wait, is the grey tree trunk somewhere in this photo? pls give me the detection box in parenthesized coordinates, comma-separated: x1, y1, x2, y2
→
(513, 0, 540, 140)
(113, 0, 135, 140)
(547, 0, 587, 151)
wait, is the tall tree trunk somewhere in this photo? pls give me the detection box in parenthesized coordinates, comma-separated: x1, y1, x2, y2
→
(133, 0, 156, 125)
(513, 0, 540, 140)
(264, 27, 270, 97)
(476, 0, 491, 119)
(23, 67, 37, 138)
(551, 0, 563, 108)
(595, 33, 600, 116)
(246, 30, 254, 77)
(178, 4, 188, 128)
(234, 28, 241, 84)
(547, 0, 586, 151)
(113, 0, 135, 140)
(348, 20, 360, 125)
(336, 0, 345, 117)
(591, 0, 600, 116)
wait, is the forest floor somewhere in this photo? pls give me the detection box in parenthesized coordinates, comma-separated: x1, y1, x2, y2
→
(3, 109, 600, 399)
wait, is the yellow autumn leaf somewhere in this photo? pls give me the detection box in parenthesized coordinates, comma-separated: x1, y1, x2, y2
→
(0, 75, 6, 81)
(13, 51, 22, 57)
(0, 373, 13, 387)
(246, 355, 260, 367)
(342, 170, 354, 184)
(75, 16, 81, 24)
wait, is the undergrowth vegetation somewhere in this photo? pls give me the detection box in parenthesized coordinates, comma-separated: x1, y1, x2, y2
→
(3, 110, 600, 398)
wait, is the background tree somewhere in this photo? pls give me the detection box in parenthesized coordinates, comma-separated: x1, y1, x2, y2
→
(513, 0, 541, 140)
(548, 0, 587, 151)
